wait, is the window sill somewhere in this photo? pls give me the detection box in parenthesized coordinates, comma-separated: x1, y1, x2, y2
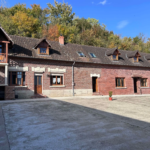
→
(140, 87, 150, 89)
(116, 87, 127, 89)
(50, 85, 65, 88)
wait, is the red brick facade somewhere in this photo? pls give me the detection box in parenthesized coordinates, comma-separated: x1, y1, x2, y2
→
(7, 57, 150, 98)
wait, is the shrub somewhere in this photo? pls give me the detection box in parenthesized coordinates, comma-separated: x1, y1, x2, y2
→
(109, 91, 112, 97)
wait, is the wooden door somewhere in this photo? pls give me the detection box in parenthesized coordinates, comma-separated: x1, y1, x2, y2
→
(95, 77, 98, 92)
(34, 75, 42, 94)
(92, 77, 98, 92)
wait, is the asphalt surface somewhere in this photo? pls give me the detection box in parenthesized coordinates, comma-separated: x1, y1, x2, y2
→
(0, 96, 150, 150)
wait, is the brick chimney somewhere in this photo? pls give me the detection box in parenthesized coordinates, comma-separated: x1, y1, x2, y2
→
(59, 35, 64, 45)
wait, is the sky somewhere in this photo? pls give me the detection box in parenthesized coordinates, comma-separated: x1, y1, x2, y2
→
(5, 0, 150, 39)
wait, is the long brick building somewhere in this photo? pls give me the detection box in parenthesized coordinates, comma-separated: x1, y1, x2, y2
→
(0, 27, 150, 100)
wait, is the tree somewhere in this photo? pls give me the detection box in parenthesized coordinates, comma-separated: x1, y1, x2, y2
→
(43, 24, 59, 41)
(11, 11, 40, 37)
(47, 0, 75, 25)
(87, 18, 99, 26)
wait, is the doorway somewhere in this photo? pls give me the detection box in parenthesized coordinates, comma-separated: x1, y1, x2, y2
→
(0, 86, 5, 100)
(92, 77, 98, 92)
(133, 78, 138, 93)
(34, 75, 42, 94)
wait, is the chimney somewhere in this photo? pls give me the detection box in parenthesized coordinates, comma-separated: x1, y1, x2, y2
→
(59, 35, 64, 45)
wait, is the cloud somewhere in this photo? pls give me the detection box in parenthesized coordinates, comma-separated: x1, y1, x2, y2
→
(117, 20, 129, 29)
(92, 1, 94, 4)
(99, 0, 107, 5)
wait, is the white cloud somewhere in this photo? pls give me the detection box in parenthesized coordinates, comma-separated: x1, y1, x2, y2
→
(117, 20, 129, 29)
(99, 0, 107, 5)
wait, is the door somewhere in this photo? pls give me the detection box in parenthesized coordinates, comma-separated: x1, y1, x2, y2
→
(133, 78, 137, 93)
(0, 86, 5, 100)
(34, 75, 42, 94)
(92, 77, 98, 92)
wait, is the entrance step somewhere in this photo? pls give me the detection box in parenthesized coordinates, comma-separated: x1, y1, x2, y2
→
(93, 92, 100, 95)
(31, 94, 48, 99)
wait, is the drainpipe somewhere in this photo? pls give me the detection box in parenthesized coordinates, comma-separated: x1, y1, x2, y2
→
(72, 61, 75, 96)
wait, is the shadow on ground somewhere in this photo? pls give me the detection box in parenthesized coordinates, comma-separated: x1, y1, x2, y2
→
(1, 98, 150, 150)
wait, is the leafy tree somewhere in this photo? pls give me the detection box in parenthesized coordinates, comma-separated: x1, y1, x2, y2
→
(11, 11, 40, 37)
(47, 0, 75, 25)
(43, 24, 59, 41)
(87, 18, 99, 26)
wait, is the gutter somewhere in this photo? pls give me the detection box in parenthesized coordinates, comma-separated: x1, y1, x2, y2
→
(72, 61, 75, 96)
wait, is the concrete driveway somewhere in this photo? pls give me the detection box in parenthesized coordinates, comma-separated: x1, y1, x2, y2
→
(0, 96, 150, 150)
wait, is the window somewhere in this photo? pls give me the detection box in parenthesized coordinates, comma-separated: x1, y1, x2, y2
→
(9, 72, 25, 86)
(40, 48, 47, 54)
(116, 78, 124, 87)
(0, 45, 2, 53)
(141, 78, 147, 87)
(134, 57, 138, 62)
(89, 53, 96, 58)
(50, 75, 63, 86)
(78, 52, 85, 57)
(112, 55, 118, 61)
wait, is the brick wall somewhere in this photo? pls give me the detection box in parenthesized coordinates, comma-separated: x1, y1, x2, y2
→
(99, 65, 150, 95)
(0, 67, 5, 84)
(8, 57, 150, 98)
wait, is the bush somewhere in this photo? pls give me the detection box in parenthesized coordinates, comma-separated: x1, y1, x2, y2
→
(109, 91, 112, 97)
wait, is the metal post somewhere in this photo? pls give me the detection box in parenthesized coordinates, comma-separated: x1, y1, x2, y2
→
(72, 61, 75, 96)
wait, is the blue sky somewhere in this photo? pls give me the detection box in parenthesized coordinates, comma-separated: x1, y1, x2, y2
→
(6, 0, 150, 39)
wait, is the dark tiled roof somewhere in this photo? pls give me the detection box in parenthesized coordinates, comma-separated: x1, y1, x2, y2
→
(106, 48, 118, 56)
(0, 27, 14, 44)
(8, 35, 150, 68)
(127, 50, 140, 58)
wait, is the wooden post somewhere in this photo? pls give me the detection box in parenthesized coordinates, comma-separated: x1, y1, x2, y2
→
(6, 43, 8, 63)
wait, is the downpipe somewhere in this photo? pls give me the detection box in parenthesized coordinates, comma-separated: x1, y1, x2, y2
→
(72, 61, 75, 96)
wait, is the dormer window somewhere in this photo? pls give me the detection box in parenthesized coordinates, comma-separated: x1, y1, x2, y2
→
(134, 57, 138, 63)
(127, 50, 141, 63)
(89, 53, 96, 58)
(106, 48, 121, 61)
(112, 55, 118, 61)
(78, 52, 85, 57)
(40, 48, 47, 54)
(33, 38, 51, 55)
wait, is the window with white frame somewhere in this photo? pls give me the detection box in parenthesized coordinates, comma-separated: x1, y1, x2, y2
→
(50, 74, 64, 86)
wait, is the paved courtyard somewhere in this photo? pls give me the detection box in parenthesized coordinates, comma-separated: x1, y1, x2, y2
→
(0, 96, 150, 150)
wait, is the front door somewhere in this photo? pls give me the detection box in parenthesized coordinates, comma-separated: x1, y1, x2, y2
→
(133, 78, 137, 93)
(34, 75, 42, 94)
(92, 77, 98, 92)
